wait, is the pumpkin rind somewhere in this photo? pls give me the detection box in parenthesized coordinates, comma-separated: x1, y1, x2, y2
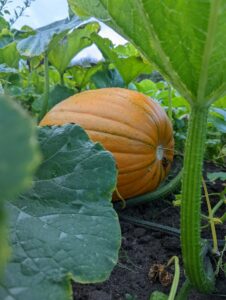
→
(40, 88, 174, 200)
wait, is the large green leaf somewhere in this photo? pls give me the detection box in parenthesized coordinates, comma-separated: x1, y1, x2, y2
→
(0, 124, 120, 300)
(0, 204, 9, 273)
(0, 42, 20, 68)
(48, 22, 100, 75)
(92, 34, 152, 84)
(0, 17, 9, 30)
(0, 95, 40, 201)
(92, 67, 124, 88)
(69, 0, 226, 106)
(0, 95, 40, 273)
(0, 19, 13, 48)
(17, 17, 92, 57)
(13, 25, 36, 41)
(214, 96, 226, 109)
(66, 62, 103, 89)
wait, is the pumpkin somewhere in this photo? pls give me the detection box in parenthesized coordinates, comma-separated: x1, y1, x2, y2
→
(40, 88, 174, 200)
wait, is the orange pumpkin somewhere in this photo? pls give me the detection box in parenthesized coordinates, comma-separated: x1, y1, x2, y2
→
(40, 88, 174, 200)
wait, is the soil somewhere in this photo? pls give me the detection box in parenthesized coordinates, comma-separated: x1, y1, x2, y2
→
(73, 162, 226, 300)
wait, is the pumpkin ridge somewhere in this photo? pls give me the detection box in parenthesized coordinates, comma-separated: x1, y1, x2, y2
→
(161, 119, 173, 146)
(156, 162, 164, 186)
(134, 167, 161, 196)
(126, 96, 165, 136)
(92, 91, 163, 141)
(119, 159, 156, 174)
(160, 163, 166, 181)
(127, 99, 161, 142)
(165, 136, 174, 146)
(55, 93, 160, 139)
(118, 161, 157, 186)
(87, 129, 154, 147)
(112, 151, 154, 156)
(118, 165, 159, 197)
(53, 109, 156, 145)
(160, 116, 168, 145)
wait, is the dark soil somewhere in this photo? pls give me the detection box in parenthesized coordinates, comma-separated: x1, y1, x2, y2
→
(73, 162, 226, 300)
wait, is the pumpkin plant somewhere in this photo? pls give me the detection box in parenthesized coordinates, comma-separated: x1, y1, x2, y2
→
(68, 0, 226, 296)
(17, 16, 100, 120)
(91, 34, 153, 85)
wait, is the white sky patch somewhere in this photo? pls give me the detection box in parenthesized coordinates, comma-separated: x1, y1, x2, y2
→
(7, 0, 127, 62)
(9, 0, 69, 28)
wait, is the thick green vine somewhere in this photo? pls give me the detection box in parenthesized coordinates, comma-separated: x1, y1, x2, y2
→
(181, 105, 215, 293)
(115, 168, 182, 209)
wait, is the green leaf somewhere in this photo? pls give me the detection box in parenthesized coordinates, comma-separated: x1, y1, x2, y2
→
(0, 35, 13, 49)
(114, 43, 139, 57)
(17, 17, 91, 57)
(69, 0, 226, 107)
(213, 97, 226, 108)
(0, 95, 40, 201)
(0, 95, 40, 273)
(0, 42, 20, 68)
(0, 211, 10, 276)
(0, 124, 120, 300)
(0, 204, 10, 272)
(135, 79, 159, 97)
(13, 27, 36, 41)
(92, 34, 152, 84)
(149, 291, 168, 300)
(67, 62, 103, 89)
(32, 84, 75, 113)
(209, 116, 226, 133)
(209, 108, 226, 133)
(92, 67, 124, 88)
(135, 79, 189, 112)
(207, 172, 226, 182)
(0, 63, 18, 75)
(0, 17, 9, 30)
(48, 22, 100, 75)
(211, 108, 226, 120)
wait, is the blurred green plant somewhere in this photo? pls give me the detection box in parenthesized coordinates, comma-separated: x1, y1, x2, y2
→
(0, 94, 40, 272)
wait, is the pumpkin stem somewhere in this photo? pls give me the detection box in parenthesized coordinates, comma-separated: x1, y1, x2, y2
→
(156, 145, 164, 160)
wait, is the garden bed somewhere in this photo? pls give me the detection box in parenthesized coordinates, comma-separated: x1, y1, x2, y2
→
(73, 162, 226, 300)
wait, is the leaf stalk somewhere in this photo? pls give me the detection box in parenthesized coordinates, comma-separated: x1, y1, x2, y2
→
(181, 105, 215, 292)
(39, 52, 49, 122)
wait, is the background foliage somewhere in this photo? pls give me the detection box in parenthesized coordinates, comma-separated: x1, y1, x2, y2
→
(0, 2, 225, 299)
